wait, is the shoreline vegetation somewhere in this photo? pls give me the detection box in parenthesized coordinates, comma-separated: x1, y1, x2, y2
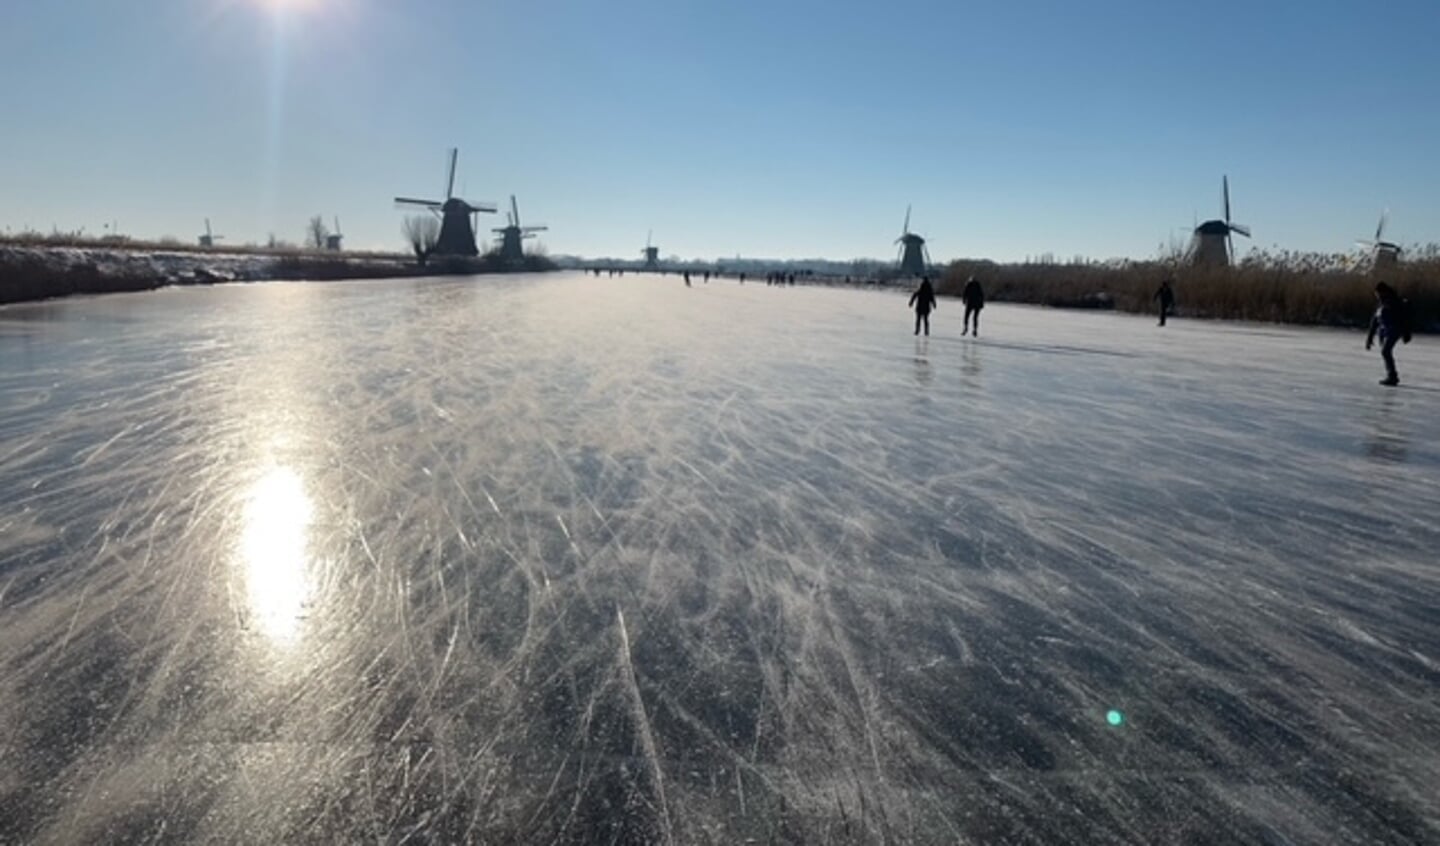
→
(1, 235, 1434, 331)
(0, 236, 557, 306)
(938, 250, 1438, 331)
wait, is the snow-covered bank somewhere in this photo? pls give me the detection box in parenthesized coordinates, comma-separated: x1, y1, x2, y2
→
(0, 245, 420, 305)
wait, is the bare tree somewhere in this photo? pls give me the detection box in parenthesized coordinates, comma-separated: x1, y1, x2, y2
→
(307, 215, 329, 251)
(403, 215, 441, 267)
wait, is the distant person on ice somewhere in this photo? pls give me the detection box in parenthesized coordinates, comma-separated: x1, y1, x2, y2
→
(961, 276, 984, 336)
(1366, 281, 1412, 386)
(909, 276, 937, 336)
(1154, 277, 1176, 326)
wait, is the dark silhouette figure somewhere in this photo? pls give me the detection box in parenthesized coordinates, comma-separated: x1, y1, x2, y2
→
(909, 277, 937, 336)
(1154, 278, 1176, 326)
(703, 270, 710, 283)
(961, 276, 985, 336)
(739, 272, 745, 284)
(683, 271, 691, 287)
(1366, 281, 1412, 386)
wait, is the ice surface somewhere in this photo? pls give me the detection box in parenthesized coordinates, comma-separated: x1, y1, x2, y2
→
(1, 274, 1438, 844)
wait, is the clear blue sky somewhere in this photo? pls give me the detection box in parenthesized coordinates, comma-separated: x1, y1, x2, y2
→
(1, 0, 1437, 262)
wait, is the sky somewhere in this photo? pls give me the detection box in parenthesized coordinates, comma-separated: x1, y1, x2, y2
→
(1, 0, 1437, 263)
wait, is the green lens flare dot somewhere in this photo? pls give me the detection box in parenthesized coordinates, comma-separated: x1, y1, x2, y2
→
(1106, 710, 1125, 726)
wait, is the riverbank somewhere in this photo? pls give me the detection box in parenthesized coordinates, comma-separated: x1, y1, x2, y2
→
(0, 244, 559, 305)
(0, 244, 426, 305)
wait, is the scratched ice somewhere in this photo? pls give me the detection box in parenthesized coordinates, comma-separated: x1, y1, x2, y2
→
(2, 274, 1438, 844)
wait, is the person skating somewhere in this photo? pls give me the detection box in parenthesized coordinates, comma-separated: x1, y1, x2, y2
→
(909, 276, 937, 336)
(1154, 277, 1176, 326)
(961, 276, 984, 336)
(1366, 281, 1412, 386)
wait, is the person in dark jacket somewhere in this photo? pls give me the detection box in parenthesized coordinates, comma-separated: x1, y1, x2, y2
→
(909, 277, 937, 336)
(961, 276, 985, 336)
(1366, 281, 1412, 386)
(1154, 277, 1176, 326)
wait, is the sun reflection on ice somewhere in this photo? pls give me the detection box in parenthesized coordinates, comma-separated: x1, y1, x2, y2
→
(239, 466, 314, 643)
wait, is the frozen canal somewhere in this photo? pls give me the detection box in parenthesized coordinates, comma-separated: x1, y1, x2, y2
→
(2, 272, 1438, 844)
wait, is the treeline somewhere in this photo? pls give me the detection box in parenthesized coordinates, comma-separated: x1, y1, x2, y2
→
(0, 248, 423, 306)
(0, 230, 404, 260)
(938, 249, 1439, 329)
(0, 244, 558, 306)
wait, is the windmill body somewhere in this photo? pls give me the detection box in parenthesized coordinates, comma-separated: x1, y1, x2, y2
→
(326, 216, 344, 251)
(1187, 176, 1249, 267)
(492, 196, 547, 262)
(894, 206, 930, 277)
(1372, 244, 1402, 272)
(198, 218, 224, 249)
(1189, 220, 1234, 266)
(394, 149, 496, 257)
(641, 231, 659, 270)
(1357, 210, 1402, 273)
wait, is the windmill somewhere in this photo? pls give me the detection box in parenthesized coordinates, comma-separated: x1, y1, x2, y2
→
(1187, 176, 1250, 267)
(393, 148, 496, 257)
(895, 206, 929, 277)
(1356, 209, 1401, 273)
(326, 216, 344, 251)
(492, 196, 547, 262)
(641, 230, 659, 270)
(198, 218, 224, 248)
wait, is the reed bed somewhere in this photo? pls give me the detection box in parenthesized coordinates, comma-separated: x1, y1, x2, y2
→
(938, 248, 1439, 330)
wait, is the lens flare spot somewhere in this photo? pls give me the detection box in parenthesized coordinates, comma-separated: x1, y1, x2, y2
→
(1106, 709, 1125, 727)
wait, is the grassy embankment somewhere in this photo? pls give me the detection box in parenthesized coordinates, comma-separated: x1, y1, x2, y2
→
(939, 248, 1439, 330)
(0, 233, 555, 305)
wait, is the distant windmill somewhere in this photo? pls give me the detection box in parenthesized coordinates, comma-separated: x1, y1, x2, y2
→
(393, 148, 496, 257)
(894, 206, 929, 277)
(326, 216, 344, 251)
(1188, 176, 1250, 267)
(198, 218, 224, 248)
(492, 196, 547, 262)
(641, 230, 660, 270)
(1356, 209, 1401, 272)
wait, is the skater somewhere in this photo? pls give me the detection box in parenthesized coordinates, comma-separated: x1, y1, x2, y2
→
(1366, 281, 1412, 386)
(1154, 277, 1175, 326)
(962, 276, 984, 336)
(909, 276, 937, 336)
(683, 271, 691, 287)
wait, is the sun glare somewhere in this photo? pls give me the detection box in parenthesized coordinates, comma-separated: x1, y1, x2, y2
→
(239, 466, 314, 643)
(253, 0, 323, 17)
